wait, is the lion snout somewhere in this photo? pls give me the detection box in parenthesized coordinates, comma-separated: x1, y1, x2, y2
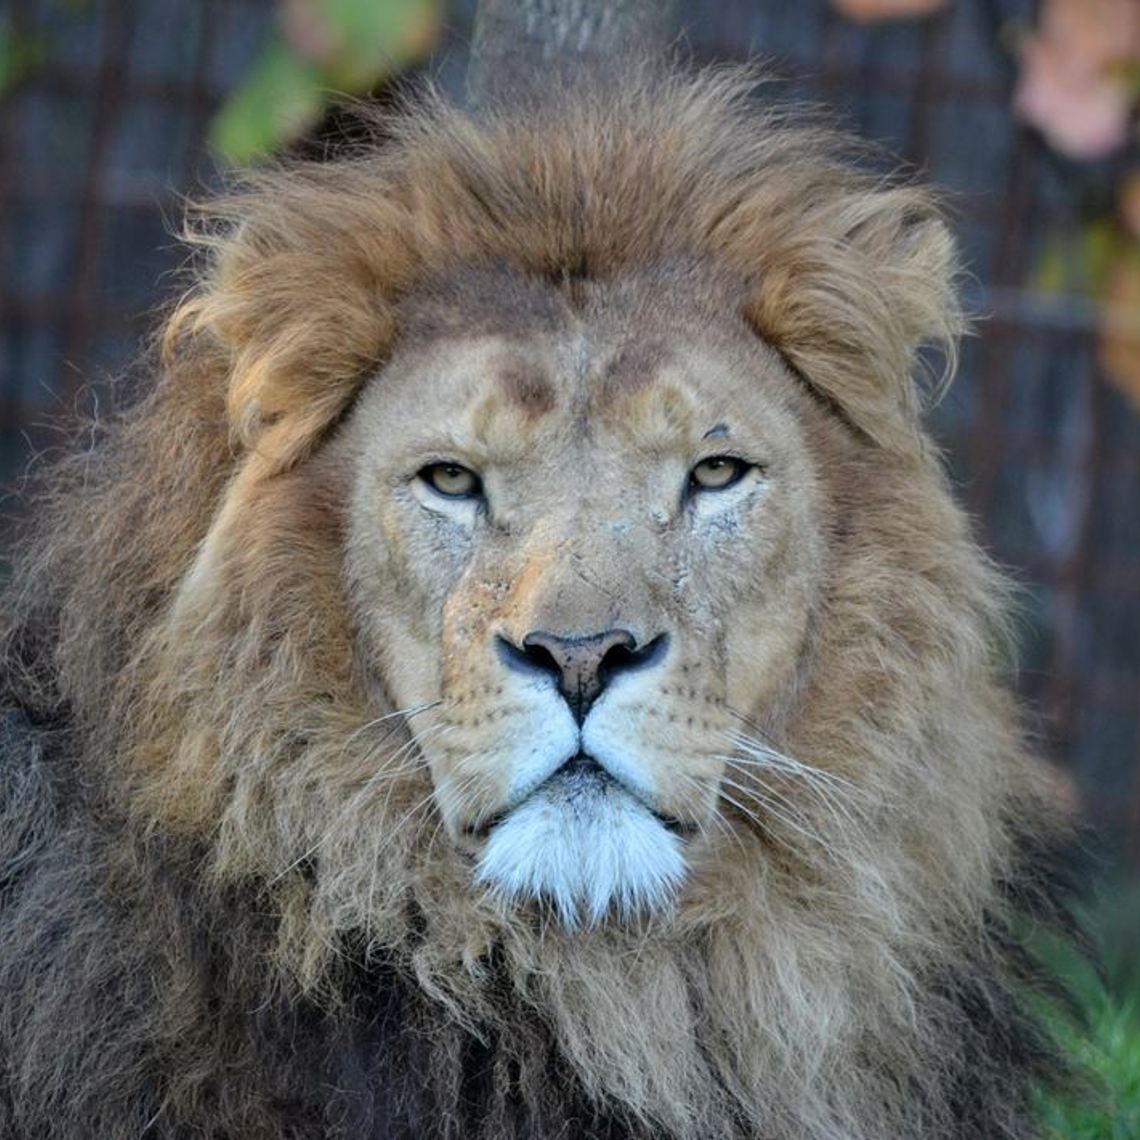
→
(494, 627, 670, 722)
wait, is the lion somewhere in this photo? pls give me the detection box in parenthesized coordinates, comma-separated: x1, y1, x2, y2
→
(0, 65, 1073, 1139)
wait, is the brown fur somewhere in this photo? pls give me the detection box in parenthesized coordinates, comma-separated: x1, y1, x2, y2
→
(0, 64, 1071, 1138)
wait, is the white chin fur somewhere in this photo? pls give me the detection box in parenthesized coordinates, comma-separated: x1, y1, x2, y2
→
(474, 778, 686, 926)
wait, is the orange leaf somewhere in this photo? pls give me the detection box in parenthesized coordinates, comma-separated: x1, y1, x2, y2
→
(831, 0, 947, 21)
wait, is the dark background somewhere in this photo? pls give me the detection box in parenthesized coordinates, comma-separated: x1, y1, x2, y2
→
(2, 0, 1138, 873)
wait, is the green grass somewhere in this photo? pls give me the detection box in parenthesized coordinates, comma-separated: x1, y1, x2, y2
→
(1032, 885, 1140, 1139)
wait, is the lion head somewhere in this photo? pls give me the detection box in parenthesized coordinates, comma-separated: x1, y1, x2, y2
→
(337, 264, 842, 926)
(0, 67, 1068, 1139)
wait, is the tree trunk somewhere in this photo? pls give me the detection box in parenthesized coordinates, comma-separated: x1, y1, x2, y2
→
(466, 0, 676, 108)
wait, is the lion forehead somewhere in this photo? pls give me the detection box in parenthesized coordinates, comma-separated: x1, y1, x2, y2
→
(370, 273, 803, 477)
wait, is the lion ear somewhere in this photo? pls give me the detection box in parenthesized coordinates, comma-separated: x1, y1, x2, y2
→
(164, 213, 398, 473)
(741, 191, 962, 457)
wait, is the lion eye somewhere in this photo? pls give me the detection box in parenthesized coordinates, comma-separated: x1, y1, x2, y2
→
(419, 463, 483, 499)
(689, 456, 748, 492)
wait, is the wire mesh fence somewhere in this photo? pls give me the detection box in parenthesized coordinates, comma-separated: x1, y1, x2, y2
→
(2, 0, 1137, 867)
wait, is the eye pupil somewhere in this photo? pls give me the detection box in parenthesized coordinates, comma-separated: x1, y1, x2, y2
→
(690, 456, 747, 492)
(421, 463, 481, 499)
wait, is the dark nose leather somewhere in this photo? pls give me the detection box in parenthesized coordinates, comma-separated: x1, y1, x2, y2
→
(497, 628, 667, 721)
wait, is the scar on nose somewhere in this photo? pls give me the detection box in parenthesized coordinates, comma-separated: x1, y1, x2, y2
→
(500, 364, 556, 416)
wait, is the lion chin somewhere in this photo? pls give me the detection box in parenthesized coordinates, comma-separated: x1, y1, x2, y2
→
(474, 756, 687, 926)
(0, 62, 1077, 1140)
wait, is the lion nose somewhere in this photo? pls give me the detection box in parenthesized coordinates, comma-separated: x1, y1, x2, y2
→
(497, 629, 668, 721)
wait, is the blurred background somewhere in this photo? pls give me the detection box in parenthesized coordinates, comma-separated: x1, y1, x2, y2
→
(1, 0, 1138, 1129)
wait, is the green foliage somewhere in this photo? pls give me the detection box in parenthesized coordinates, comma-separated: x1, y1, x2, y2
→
(0, 17, 47, 96)
(208, 0, 439, 163)
(1032, 887, 1140, 1139)
(208, 39, 325, 165)
(1032, 221, 1122, 300)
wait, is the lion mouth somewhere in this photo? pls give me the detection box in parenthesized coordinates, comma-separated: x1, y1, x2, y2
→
(471, 751, 691, 924)
(462, 752, 697, 840)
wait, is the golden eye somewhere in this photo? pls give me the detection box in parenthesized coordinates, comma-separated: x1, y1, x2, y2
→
(689, 456, 748, 492)
(420, 463, 482, 499)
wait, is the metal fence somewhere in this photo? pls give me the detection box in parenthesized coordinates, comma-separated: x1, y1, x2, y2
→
(2, 0, 1138, 867)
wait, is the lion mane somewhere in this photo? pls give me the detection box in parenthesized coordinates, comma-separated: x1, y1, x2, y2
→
(0, 66, 1072, 1139)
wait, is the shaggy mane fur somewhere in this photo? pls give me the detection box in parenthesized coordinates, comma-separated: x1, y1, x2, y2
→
(0, 65, 1072, 1138)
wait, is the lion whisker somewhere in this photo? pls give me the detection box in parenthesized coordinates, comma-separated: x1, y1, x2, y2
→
(432, 759, 485, 824)
(339, 699, 444, 753)
(721, 727, 859, 793)
(365, 724, 453, 842)
(719, 771, 843, 835)
(714, 787, 774, 837)
(716, 752, 865, 836)
(717, 730, 868, 829)
(716, 777, 833, 851)
(422, 761, 486, 856)
(363, 785, 441, 939)
(716, 752, 866, 842)
(270, 723, 451, 884)
(721, 702, 783, 744)
(673, 772, 749, 858)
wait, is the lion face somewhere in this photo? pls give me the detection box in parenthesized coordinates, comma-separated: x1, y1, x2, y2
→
(342, 272, 828, 924)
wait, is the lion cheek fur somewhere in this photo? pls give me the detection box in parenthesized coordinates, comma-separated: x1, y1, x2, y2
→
(0, 65, 1074, 1140)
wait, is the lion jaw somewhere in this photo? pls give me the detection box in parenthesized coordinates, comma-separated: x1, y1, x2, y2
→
(474, 756, 686, 926)
(436, 665, 697, 926)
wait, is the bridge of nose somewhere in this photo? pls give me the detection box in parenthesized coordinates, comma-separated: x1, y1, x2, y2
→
(498, 520, 656, 652)
(485, 408, 674, 654)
